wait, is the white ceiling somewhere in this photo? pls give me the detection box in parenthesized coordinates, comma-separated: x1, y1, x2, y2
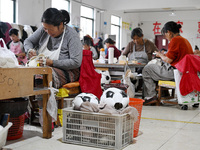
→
(100, 0, 200, 13)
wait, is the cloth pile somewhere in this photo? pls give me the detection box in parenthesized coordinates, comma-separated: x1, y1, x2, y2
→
(74, 101, 139, 123)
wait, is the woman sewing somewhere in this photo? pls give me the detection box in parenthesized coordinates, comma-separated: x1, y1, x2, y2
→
(122, 27, 158, 65)
(24, 8, 82, 88)
(142, 21, 193, 105)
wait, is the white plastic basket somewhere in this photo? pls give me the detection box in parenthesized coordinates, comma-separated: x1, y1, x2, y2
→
(0, 122, 13, 149)
(62, 107, 134, 150)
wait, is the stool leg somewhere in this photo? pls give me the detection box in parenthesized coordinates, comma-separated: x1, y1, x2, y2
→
(172, 89, 175, 97)
(157, 86, 162, 106)
(55, 97, 64, 127)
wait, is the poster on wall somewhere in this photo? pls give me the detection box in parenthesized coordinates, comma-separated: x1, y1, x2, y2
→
(152, 20, 184, 35)
(152, 21, 161, 35)
(122, 22, 131, 31)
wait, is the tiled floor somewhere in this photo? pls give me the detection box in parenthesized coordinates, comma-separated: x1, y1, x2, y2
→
(3, 104, 200, 150)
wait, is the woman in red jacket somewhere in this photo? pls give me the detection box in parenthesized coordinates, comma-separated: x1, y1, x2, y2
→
(142, 21, 193, 105)
(104, 38, 121, 59)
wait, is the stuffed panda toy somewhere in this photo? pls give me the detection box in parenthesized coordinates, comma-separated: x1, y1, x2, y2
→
(73, 93, 99, 109)
(100, 87, 129, 110)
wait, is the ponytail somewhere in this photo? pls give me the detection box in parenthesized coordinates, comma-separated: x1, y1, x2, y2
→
(60, 9, 70, 25)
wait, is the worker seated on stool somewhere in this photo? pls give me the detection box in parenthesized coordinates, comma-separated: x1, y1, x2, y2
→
(24, 8, 82, 126)
(122, 27, 159, 92)
(24, 8, 82, 89)
(142, 21, 193, 105)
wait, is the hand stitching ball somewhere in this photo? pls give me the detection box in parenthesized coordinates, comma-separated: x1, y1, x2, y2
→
(100, 88, 129, 110)
(73, 93, 100, 108)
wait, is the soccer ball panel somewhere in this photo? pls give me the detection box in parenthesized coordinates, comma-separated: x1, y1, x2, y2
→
(73, 93, 99, 108)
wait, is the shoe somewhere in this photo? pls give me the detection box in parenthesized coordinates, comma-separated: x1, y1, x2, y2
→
(192, 103, 199, 108)
(143, 96, 158, 106)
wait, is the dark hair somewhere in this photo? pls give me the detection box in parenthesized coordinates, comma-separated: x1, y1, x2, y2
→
(104, 38, 115, 44)
(82, 36, 92, 46)
(160, 48, 167, 52)
(41, 8, 70, 26)
(161, 21, 182, 35)
(85, 34, 94, 46)
(131, 27, 143, 39)
(195, 45, 199, 50)
(9, 28, 19, 36)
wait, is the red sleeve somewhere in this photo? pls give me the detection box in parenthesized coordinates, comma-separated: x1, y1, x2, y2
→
(165, 36, 193, 66)
(165, 38, 179, 60)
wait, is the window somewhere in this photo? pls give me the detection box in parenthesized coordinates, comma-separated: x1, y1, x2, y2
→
(111, 15, 121, 49)
(51, 0, 69, 11)
(80, 6, 94, 38)
(0, 0, 16, 23)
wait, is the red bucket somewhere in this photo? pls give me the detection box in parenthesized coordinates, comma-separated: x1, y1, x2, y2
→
(7, 113, 25, 140)
(129, 98, 144, 137)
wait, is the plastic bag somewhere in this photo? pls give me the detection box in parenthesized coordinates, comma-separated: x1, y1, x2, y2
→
(47, 81, 59, 121)
(0, 38, 19, 68)
(124, 69, 135, 98)
(174, 69, 199, 104)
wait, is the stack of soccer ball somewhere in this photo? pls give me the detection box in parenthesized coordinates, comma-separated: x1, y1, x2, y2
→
(73, 87, 129, 111)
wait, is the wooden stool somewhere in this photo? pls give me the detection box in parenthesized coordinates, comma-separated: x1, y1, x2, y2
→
(157, 80, 177, 105)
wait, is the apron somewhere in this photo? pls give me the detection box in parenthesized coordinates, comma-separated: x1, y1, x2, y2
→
(38, 27, 66, 60)
(129, 40, 148, 64)
(10, 41, 28, 64)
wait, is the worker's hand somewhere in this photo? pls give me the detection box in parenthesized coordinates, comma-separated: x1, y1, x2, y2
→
(46, 58, 53, 67)
(37, 56, 53, 67)
(194, 50, 200, 56)
(28, 49, 37, 58)
(154, 51, 161, 58)
(17, 53, 26, 58)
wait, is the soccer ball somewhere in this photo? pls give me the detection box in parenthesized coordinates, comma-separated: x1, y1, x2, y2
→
(100, 88, 129, 110)
(101, 70, 111, 85)
(96, 69, 111, 85)
(72, 93, 100, 108)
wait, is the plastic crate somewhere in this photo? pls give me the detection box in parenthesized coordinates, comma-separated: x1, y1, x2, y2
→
(62, 107, 134, 150)
(0, 122, 12, 149)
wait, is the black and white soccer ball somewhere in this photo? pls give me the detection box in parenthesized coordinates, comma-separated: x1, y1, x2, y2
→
(100, 88, 129, 110)
(101, 70, 111, 85)
(72, 93, 99, 108)
(96, 69, 111, 85)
